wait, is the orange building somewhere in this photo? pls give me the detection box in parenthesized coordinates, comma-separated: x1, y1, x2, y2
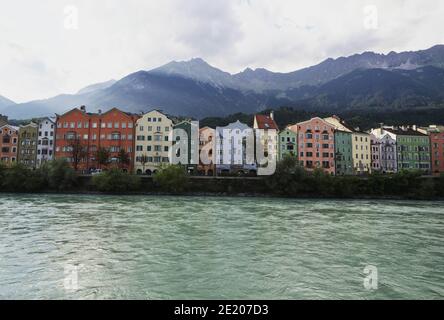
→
(296, 117, 336, 175)
(0, 124, 19, 166)
(55, 106, 140, 173)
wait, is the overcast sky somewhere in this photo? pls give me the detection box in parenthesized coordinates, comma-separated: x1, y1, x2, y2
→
(1, 0, 444, 102)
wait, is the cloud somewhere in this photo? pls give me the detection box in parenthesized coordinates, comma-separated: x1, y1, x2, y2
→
(0, 0, 443, 102)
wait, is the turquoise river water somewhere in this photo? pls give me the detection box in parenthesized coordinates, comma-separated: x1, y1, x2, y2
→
(0, 194, 443, 299)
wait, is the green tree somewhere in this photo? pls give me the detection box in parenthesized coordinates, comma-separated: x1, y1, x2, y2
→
(266, 154, 307, 196)
(68, 136, 87, 172)
(96, 147, 111, 169)
(1, 164, 46, 192)
(153, 164, 189, 193)
(44, 159, 77, 191)
(117, 148, 130, 169)
(92, 168, 141, 193)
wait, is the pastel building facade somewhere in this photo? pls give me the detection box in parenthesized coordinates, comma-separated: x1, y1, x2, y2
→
(323, 116, 353, 175)
(278, 127, 298, 160)
(173, 121, 199, 174)
(296, 117, 336, 175)
(253, 113, 279, 165)
(370, 129, 398, 173)
(55, 107, 139, 172)
(417, 125, 444, 175)
(215, 120, 256, 175)
(352, 132, 371, 174)
(0, 124, 19, 166)
(334, 130, 353, 175)
(37, 117, 56, 167)
(198, 126, 216, 176)
(18, 123, 38, 169)
(134, 110, 173, 175)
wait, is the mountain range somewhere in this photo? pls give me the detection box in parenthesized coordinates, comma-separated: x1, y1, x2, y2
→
(1, 45, 444, 119)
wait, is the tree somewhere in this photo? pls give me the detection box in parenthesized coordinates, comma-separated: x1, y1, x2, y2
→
(153, 164, 189, 193)
(117, 148, 130, 170)
(139, 154, 149, 173)
(68, 136, 87, 172)
(92, 168, 141, 193)
(266, 154, 307, 195)
(45, 159, 77, 191)
(96, 147, 111, 169)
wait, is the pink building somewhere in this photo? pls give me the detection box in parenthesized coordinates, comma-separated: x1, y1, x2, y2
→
(296, 117, 336, 175)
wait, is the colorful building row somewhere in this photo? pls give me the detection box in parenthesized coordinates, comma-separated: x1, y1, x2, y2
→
(0, 117, 56, 168)
(1, 106, 443, 176)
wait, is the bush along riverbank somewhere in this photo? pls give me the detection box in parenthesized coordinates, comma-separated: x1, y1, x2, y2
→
(1, 159, 443, 200)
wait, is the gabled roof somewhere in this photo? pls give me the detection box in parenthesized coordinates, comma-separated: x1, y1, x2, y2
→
(383, 127, 428, 137)
(323, 116, 353, 133)
(254, 114, 278, 130)
(0, 124, 19, 132)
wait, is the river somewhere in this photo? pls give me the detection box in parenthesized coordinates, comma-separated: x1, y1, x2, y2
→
(0, 194, 443, 299)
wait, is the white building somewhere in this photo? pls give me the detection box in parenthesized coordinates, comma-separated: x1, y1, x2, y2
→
(36, 117, 56, 167)
(215, 120, 256, 175)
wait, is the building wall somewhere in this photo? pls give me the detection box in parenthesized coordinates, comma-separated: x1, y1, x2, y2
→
(335, 131, 353, 175)
(215, 120, 256, 174)
(420, 126, 444, 175)
(134, 110, 173, 175)
(352, 132, 371, 174)
(397, 135, 431, 172)
(370, 135, 382, 172)
(0, 125, 19, 166)
(37, 118, 55, 167)
(55, 108, 138, 172)
(379, 135, 398, 173)
(173, 121, 199, 174)
(198, 127, 216, 176)
(278, 128, 297, 160)
(296, 118, 336, 175)
(18, 123, 38, 169)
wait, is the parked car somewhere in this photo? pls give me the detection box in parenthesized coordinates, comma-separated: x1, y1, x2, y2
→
(90, 169, 103, 176)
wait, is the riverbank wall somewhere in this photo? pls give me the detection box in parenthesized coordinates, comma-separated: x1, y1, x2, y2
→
(72, 175, 444, 200)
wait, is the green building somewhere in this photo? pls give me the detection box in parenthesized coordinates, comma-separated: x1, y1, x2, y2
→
(278, 128, 297, 161)
(173, 121, 199, 174)
(334, 130, 353, 175)
(384, 127, 431, 173)
(18, 122, 38, 169)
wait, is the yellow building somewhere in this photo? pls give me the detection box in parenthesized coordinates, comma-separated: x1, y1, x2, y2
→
(352, 131, 371, 174)
(134, 110, 173, 175)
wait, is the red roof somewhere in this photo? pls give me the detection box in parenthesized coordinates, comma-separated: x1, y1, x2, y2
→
(255, 114, 278, 130)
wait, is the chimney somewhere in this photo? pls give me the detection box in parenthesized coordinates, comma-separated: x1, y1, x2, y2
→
(80, 105, 86, 112)
(270, 111, 274, 120)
